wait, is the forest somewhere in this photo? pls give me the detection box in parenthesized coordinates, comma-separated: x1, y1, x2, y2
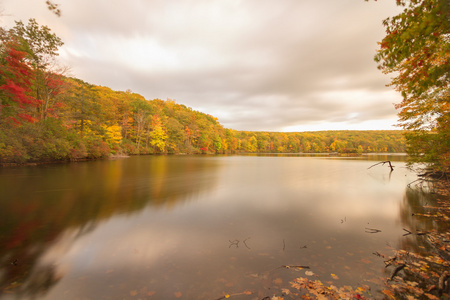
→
(0, 19, 406, 164)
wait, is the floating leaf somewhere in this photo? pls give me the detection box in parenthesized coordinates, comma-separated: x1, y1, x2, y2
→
(174, 291, 182, 298)
(382, 289, 395, 299)
(331, 273, 339, 280)
(305, 271, 314, 276)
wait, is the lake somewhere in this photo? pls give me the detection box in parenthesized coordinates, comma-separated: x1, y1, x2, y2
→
(0, 154, 438, 299)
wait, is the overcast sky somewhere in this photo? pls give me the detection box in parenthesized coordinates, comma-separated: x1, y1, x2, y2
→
(1, 0, 403, 132)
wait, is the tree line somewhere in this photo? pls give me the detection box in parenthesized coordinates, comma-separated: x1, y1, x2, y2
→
(0, 18, 404, 164)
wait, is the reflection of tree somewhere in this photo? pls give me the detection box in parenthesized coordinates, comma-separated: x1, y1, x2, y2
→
(0, 231, 60, 297)
(398, 188, 446, 253)
(2, 264, 62, 299)
(0, 156, 220, 297)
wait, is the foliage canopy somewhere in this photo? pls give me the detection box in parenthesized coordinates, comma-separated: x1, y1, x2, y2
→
(370, 0, 450, 174)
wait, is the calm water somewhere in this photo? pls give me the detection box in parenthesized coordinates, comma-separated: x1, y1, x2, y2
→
(0, 154, 439, 299)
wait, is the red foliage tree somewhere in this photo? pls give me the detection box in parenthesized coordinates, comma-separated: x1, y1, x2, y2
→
(0, 41, 40, 124)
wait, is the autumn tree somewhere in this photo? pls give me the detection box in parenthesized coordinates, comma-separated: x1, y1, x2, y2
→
(130, 97, 152, 152)
(0, 39, 39, 124)
(63, 78, 102, 137)
(149, 115, 167, 153)
(8, 19, 65, 121)
(370, 0, 449, 174)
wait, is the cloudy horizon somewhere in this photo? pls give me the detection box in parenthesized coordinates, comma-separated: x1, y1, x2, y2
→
(1, 0, 403, 132)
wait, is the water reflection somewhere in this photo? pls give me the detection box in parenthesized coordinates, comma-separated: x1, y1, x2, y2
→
(0, 155, 421, 299)
(398, 188, 448, 253)
(0, 156, 221, 298)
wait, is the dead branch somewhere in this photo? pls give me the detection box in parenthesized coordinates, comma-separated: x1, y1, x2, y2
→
(368, 161, 395, 172)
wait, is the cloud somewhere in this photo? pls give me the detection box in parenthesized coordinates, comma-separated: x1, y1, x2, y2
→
(1, 0, 403, 131)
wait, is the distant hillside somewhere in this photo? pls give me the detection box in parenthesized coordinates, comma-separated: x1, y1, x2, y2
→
(0, 76, 405, 164)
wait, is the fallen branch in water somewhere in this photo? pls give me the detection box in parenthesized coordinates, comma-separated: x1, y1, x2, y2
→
(229, 239, 239, 248)
(368, 161, 394, 172)
(403, 228, 428, 236)
(269, 265, 311, 273)
(243, 237, 251, 249)
(365, 227, 382, 233)
(388, 263, 406, 281)
(281, 265, 310, 269)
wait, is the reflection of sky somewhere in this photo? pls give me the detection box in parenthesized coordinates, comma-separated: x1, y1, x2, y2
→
(13, 156, 418, 299)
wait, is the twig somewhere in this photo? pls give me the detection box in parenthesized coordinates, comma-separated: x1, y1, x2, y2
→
(403, 228, 412, 236)
(282, 265, 310, 269)
(269, 265, 310, 273)
(229, 239, 239, 248)
(365, 227, 382, 233)
(384, 256, 397, 267)
(243, 237, 251, 249)
(373, 251, 385, 258)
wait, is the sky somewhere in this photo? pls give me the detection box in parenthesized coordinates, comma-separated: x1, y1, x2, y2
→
(0, 0, 403, 132)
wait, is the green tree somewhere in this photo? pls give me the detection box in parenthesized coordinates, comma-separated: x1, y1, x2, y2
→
(370, 0, 449, 174)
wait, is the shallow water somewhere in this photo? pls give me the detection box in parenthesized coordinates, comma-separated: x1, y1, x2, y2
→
(0, 154, 434, 299)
